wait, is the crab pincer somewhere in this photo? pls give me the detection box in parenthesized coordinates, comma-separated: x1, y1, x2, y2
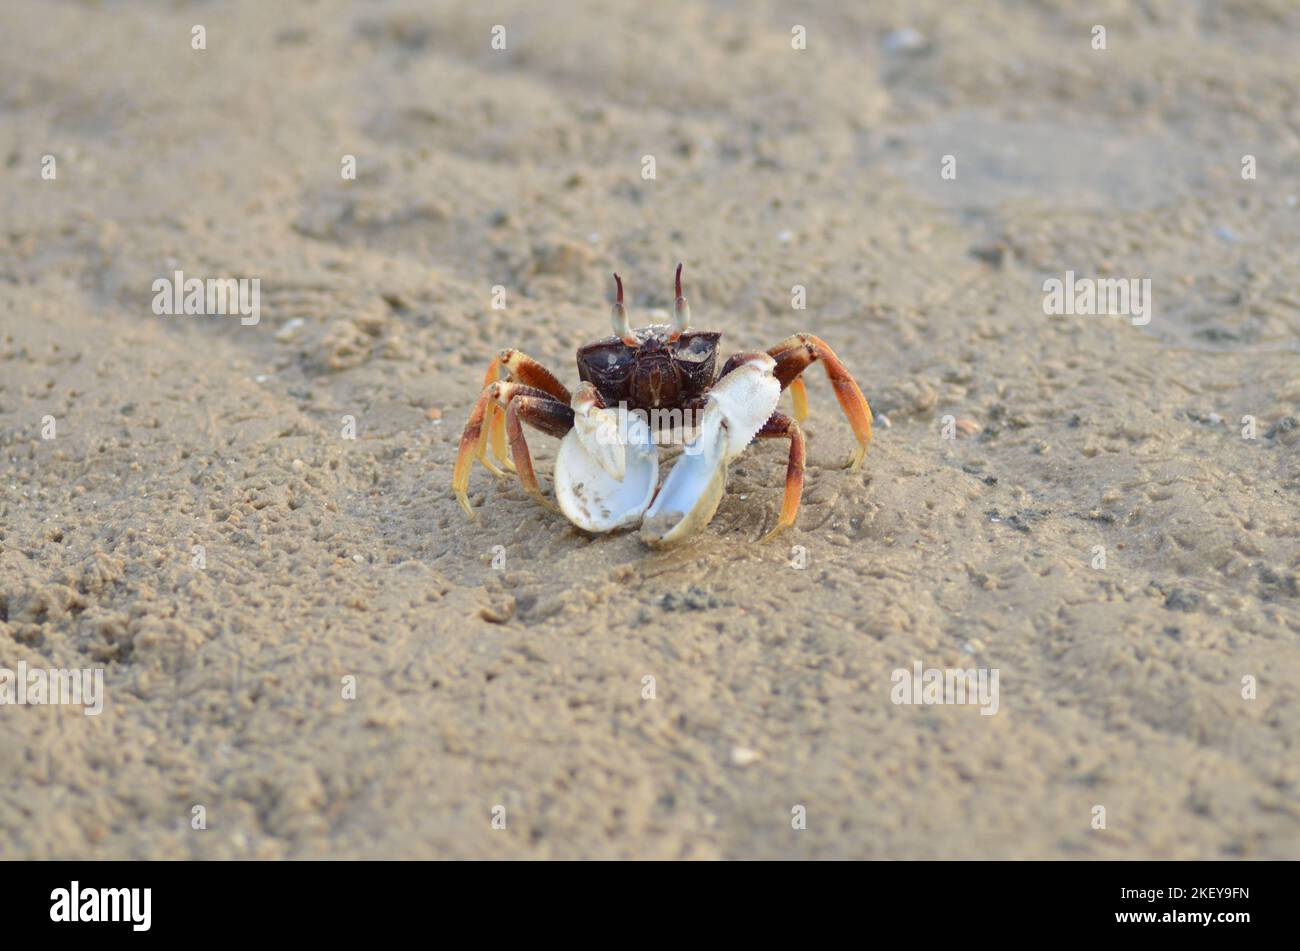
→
(554, 383, 658, 533)
(639, 354, 782, 547)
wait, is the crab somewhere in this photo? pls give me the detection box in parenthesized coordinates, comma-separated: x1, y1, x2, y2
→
(451, 264, 873, 547)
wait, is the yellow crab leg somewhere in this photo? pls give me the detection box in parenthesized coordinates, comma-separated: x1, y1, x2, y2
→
(789, 377, 810, 423)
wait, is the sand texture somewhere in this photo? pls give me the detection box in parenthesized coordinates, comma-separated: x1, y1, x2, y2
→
(1, 1, 1298, 859)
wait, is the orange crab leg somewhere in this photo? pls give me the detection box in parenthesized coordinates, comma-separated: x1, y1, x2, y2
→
(487, 405, 511, 472)
(452, 383, 499, 517)
(788, 377, 810, 423)
(756, 412, 806, 542)
(502, 388, 574, 514)
(479, 355, 510, 474)
(453, 381, 574, 518)
(767, 334, 872, 469)
(480, 350, 572, 474)
(489, 349, 571, 402)
(455, 350, 573, 515)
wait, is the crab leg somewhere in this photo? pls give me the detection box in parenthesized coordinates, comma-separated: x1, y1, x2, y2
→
(501, 385, 574, 514)
(765, 334, 872, 469)
(788, 377, 810, 423)
(755, 412, 806, 542)
(455, 351, 571, 513)
(481, 349, 571, 401)
(453, 383, 500, 516)
(452, 381, 572, 517)
(480, 350, 572, 473)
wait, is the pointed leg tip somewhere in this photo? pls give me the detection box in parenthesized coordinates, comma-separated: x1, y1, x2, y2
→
(760, 524, 790, 544)
(525, 488, 561, 515)
(456, 494, 477, 519)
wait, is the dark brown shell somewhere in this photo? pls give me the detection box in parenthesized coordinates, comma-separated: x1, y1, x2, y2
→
(577, 326, 721, 411)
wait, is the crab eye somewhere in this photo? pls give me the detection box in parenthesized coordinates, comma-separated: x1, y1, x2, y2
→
(579, 341, 635, 385)
(674, 334, 714, 363)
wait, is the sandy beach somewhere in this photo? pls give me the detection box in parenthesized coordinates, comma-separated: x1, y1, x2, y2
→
(1, 0, 1298, 858)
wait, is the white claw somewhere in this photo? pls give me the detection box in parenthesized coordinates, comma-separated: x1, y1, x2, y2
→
(572, 389, 626, 480)
(555, 385, 658, 533)
(640, 354, 780, 547)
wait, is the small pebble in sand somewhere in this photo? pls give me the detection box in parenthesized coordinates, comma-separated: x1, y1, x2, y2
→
(275, 317, 305, 342)
(969, 243, 1005, 267)
(875, 412, 892, 429)
(883, 28, 927, 53)
(352, 554, 365, 564)
(292, 458, 304, 470)
(955, 418, 981, 437)
(730, 746, 763, 767)
(776, 229, 792, 244)
(426, 407, 443, 420)
(1207, 412, 1223, 425)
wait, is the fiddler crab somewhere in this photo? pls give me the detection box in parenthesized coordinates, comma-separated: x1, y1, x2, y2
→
(452, 264, 873, 547)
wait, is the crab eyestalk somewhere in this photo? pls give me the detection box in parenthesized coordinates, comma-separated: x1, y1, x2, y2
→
(670, 262, 690, 340)
(610, 274, 638, 346)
